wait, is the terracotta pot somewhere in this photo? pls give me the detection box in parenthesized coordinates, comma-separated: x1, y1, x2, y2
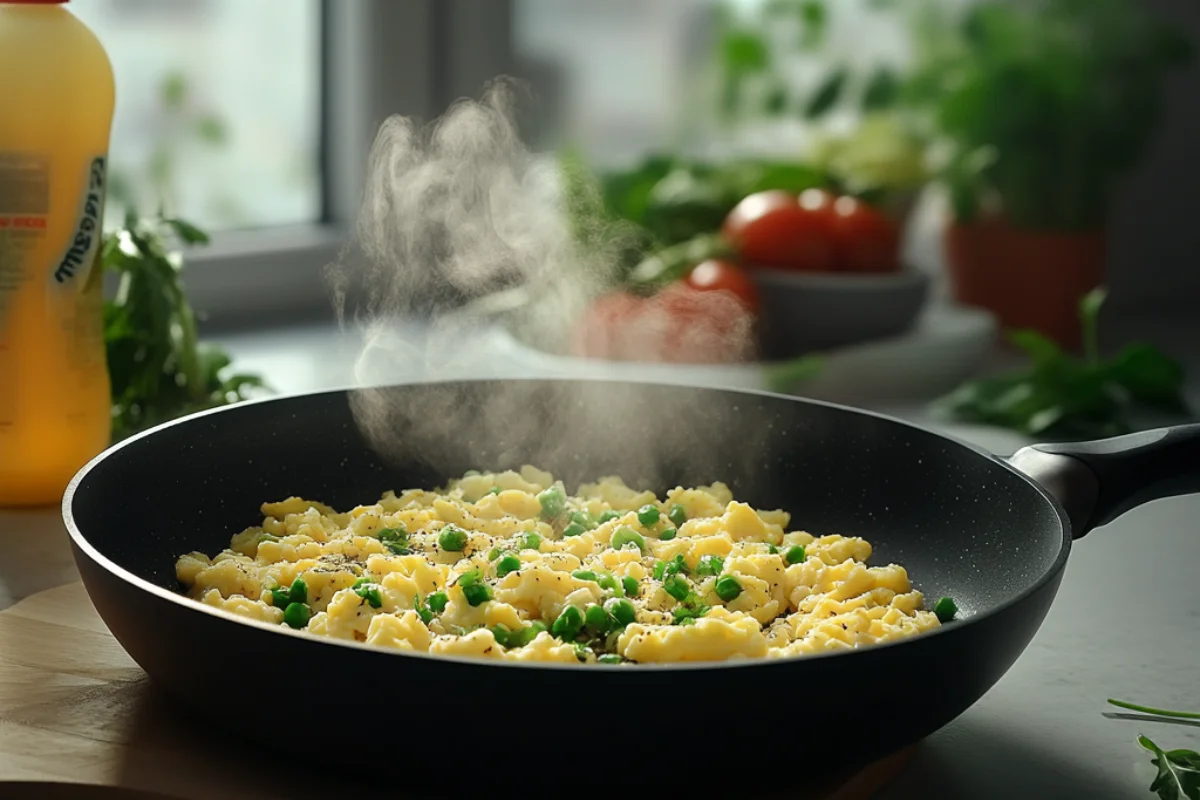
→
(944, 219, 1105, 351)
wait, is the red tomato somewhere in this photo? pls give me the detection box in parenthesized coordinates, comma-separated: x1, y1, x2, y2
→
(683, 259, 760, 313)
(721, 189, 836, 272)
(828, 196, 901, 273)
(572, 291, 643, 360)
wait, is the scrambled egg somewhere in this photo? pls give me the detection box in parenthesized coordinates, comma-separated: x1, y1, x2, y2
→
(175, 466, 942, 664)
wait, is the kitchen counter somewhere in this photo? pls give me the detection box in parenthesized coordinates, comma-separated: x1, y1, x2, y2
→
(1, 319, 1196, 799)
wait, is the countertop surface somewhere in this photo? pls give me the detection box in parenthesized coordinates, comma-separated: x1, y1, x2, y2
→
(1, 320, 1197, 799)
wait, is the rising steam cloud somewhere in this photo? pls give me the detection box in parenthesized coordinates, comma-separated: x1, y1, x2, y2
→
(327, 80, 765, 488)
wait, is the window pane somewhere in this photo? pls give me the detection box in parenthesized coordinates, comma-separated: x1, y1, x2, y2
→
(69, 0, 322, 232)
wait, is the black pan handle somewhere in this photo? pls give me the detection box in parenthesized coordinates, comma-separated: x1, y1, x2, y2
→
(1009, 423, 1200, 538)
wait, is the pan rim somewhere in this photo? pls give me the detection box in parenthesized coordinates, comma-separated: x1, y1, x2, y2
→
(62, 377, 1074, 673)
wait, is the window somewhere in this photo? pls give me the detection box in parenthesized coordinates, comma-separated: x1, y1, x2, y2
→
(70, 0, 323, 232)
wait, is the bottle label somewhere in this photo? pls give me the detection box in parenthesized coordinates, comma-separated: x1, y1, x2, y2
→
(0, 153, 51, 428)
(51, 156, 106, 290)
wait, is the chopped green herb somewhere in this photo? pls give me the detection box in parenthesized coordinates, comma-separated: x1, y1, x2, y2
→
(496, 554, 522, 578)
(438, 525, 469, 552)
(611, 526, 646, 552)
(695, 555, 724, 577)
(767, 543, 778, 554)
(934, 596, 958, 622)
(456, 569, 481, 587)
(663, 575, 690, 601)
(637, 504, 661, 526)
(622, 576, 639, 597)
(354, 582, 383, 609)
(598, 654, 623, 665)
(488, 487, 502, 496)
(283, 602, 310, 629)
(672, 601, 710, 625)
(413, 595, 434, 624)
(668, 504, 687, 528)
(537, 487, 566, 520)
(606, 598, 637, 627)
(597, 510, 622, 524)
(659, 527, 676, 541)
(652, 560, 667, 581)
(462, 582, 492, 607)
(427, 591, 449, 613)
(714, 575, 742, 602)
(562, 522, 587, 538)
(574, 643, 593, 662)
(378, 527, 410, 555)
(785, 545, 806, 565)
(521, 532, 542, 551)
(552, 605, 584, 640)
(572, 570, 598, 582)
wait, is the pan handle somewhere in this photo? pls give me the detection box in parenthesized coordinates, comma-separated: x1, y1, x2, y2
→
(1009, 423, 1200, 538)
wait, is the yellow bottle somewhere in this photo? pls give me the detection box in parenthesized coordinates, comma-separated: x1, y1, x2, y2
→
(0, 0, 114, 506)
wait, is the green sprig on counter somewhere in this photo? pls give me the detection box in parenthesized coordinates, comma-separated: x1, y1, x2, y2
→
(934, 288, 1190, 440)
(1106, 699, 1200, 800)
(103, 211, 268, 442)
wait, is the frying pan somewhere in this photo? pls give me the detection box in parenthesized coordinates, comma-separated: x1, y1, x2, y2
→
(62, 380, 1200, 786)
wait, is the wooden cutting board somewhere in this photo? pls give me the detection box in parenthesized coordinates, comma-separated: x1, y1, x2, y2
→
(0, 583, 917, 799)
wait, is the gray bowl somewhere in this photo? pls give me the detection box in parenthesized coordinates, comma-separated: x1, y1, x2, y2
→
(751, 268, 931, 359)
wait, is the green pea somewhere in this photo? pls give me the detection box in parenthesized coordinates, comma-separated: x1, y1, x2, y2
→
(270, 588, 290, 608)
(427, 591, 449, 612)
(537, 487, 566, 520)
(521, 532, 542, 551)
(714, 575, 742, 602)
(491, 624, 512, 647)
(611, 526, 646, 552)
(486, 547, 501, 561)
(622, 576, 639, 597)
(527, 620, 549, 639)
(606, 598, 637, 627)
(572, 570, 598, 582)
(585, 604, 613, 633)
(668, 504, 687, 528)
(659, 527, 676, 541)
(934, 596, 958, 622)
(597, 510, 621, 524)
(597, 574, 618, 593)
(283, 602, 310, 629)
(496, 554, 522, 578)
(488, 486, 502, 496)
(598, 654, 623, 665)
(563, 522, 587, 538)
(662, 575, 690, 601)
(438, 525, 469, 552)
(785, 545, 806, 565)
(551, 605, 584, 640)
(637, 504, 661, 527)
(570, 510, 596, 530)
(462, 582, 492, 607)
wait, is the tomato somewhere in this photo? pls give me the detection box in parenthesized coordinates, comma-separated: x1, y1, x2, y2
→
(828, 196, 901, 273)
(683, 259, 760, 313)
(574, 280, 756, 365)
(721, 189, 836, 272)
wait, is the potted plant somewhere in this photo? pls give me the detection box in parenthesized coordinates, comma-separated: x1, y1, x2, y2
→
(905, 0, 1193, 350)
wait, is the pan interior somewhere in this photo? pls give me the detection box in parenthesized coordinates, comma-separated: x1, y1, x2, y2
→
(68, 380, 1066, 621)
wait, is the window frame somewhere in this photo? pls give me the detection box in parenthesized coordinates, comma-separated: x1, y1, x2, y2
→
(187, 0, 517, 331)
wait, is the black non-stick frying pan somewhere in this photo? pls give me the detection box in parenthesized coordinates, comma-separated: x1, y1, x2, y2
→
(62, 380, 1200, 786)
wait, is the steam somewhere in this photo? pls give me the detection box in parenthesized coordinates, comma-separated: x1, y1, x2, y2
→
(328, 80, 765, 488)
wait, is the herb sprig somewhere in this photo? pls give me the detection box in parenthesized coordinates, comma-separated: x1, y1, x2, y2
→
(936, 288, 1191, 440)
(1107, 699, 1200, 799)
(103, 211, 268, 442)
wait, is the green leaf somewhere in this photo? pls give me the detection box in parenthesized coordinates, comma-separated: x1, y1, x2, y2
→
(764, 355, 824, 393)
(799, 0, 827, 49)
(804, 67, 849, 120)
(1007, 329, 1064, 369)
(1138, 735, 1200, 800)
(721, 31, 770, 74)
(195, 115, 228, 146)
(1104, 344, 1189, 414)
(1108, 699, 1200, 721)
(861, 67, 901, 111)
(763, 83, 789, 116)
(165, 218, 210, 245)
(160, 71, 188, 111)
